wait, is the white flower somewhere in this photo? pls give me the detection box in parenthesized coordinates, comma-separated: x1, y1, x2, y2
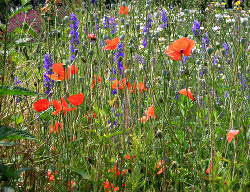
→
(212, 26, 220, 31)
(240, 17, 248, 23)
(226, 19, 235, 23)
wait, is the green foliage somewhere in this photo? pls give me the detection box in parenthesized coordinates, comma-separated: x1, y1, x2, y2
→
(0, 125, 35, 141)
(0, 86, 38, 96)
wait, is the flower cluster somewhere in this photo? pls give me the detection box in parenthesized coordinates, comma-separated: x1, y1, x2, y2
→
(43, 54, 54, 95)
(33, 93, 84, 115)
(69, 13, 80, 62)
(159, 9, 168, 29)
(103, 16, 118, 34)
(114, 43, 125, 74)
(192, 19, 201, 36)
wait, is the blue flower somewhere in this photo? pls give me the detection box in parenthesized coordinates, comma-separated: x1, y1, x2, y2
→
(222, 42, 230, 56)
(192, 20, 201, 36)
(143, 14, 153, 33)
(14, 76, 22, 85)
(103, 16, 118, 34)
(159, 9, 168, 29)
(202, 32, 209, 49)
(114, 43, 124, 74)
(43, 54, 54, 95)
(69, 13, 80, 62)
(142, 37, 147, 48)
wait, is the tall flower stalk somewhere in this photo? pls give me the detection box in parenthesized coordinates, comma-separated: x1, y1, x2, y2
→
(43, 54, 54, 95)
(114, 43, 125, 74)
(69, 13, 80, 63)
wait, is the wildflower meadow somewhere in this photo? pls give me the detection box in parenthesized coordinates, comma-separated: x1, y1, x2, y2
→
(0, 0, 249, 191)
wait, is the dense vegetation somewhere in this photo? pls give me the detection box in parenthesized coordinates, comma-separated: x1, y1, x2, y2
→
(0, 0, 249, 191)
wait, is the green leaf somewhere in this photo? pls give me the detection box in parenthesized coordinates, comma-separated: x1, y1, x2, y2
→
(0, 163, 18, 182)
(12, 114, 24, 125)
(71, 168, 91, 180)
(0, 142, 19, 146)
(21, 0, 31, 6)
(0, 85, 38, 96)
(8, 5, 32, 19)
(0, 125, 36, 141)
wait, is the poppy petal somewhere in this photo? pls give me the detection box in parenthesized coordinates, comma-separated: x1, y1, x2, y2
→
(68, 65, 78, 75)
(51, 100, 62, 115)
(52, 63, 65, 76)
(205, 161, 213, 175)
(178, 88, 195, 101)
(119, 6, 129, 15)
(227, 130, 240, 143)
(104, 37, 120, 50)
(139, 116, 149, 123)
(67, 93, 84, 106)
(145, 105, 156, 118)
(33, 99, 50, 112)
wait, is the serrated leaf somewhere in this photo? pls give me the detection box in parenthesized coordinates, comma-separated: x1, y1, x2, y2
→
(0, 126, 36, 141)
(0, 86, 38, 96)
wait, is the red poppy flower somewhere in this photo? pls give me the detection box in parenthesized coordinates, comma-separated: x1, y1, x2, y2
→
(108, 165, 121, 176)
(119, 6, 129, 15)
(84, 112, 97, 120)
(111, 78, 127, 90)
(205, 161, 213, 175)
(139, 105, 156, 123)
(91, 75, 102, 88)
(145, 105, 156, 118)
(156, 160, 165, 169)
(104, 37, 120, 50)
(67, 180, 77, 191)
(47, 170, 58, 181)
(87, 33, 97, 40)
(67, 93, 84, 106)
(51, 98, 76, 116)
(103, 180, 114, 191)
(164, 37, 195, 61)
(121, 169, 128, 176)
(156, 167, 166, 175)
(227, 130, 240, 143)
(178, 88, 195, 101)
(137, 82, 148, 93)
(49, 122, 63, 134)
(33, 99, 50, 112)
(124, 154, 131, 160)
(128, 82, 147, 93)
(68, 65, 79, 74)
(49, 63, 78, 81)
(113, 187, 119, 191)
